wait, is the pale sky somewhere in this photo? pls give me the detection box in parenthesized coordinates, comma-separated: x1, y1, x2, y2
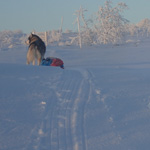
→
(0, 0, 150, 33)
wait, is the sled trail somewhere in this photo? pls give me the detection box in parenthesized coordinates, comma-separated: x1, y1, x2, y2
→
(4, 67, 128, 150)
(27, 69, 100, 150)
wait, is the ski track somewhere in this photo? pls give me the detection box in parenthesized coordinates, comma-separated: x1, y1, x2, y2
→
(24, 68, 122, 150)
(23, 69, 94, 150)
(81, 69, 122, 149)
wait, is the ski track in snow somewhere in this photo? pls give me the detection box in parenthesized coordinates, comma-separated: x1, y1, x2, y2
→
(81, 69, 123, 149)
(24, 68, 122, 150)
(39, 69, 90, 150)
(22, 68, 106, 150)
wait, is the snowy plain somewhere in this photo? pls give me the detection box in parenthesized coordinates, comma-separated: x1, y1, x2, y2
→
(1, 38, 150, 150)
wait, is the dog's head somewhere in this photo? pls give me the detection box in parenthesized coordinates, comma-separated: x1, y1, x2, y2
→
(25, 33, 40, 45)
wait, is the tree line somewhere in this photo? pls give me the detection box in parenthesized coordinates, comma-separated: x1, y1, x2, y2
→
(0, 1, 150, 49)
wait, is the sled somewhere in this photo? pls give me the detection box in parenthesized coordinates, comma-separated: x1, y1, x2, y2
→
(41, 57, 64, 69)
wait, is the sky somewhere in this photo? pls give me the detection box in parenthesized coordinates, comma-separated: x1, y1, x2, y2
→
(0, 0, 150, 33)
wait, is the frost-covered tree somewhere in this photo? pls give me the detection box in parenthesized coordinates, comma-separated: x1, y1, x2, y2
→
(73, 6, 93, 48)
(79, 7, 93, 46)
(126, 18, 150, 40)
(0, 30, 25, 50)
(74, 7, 82, 48)
(94, 1, 129, 44)
(127, 24, 138, 37)
(137, 18, 150, 37)
(47, 30, 62, 44)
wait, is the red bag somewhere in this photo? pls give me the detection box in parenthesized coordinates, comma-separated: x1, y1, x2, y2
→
(51, 58, 64, 69)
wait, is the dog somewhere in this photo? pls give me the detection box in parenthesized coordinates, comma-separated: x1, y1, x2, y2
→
(26, 33, 46, 65)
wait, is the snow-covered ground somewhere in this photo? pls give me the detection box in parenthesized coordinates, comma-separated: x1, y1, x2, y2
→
(1, 39, 150, 150)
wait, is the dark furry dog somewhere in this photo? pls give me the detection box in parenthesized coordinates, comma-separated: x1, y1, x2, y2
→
(26, 33, 46, 65)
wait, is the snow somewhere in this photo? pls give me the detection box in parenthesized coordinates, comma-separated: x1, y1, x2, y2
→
(1, 39, 150, 150)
